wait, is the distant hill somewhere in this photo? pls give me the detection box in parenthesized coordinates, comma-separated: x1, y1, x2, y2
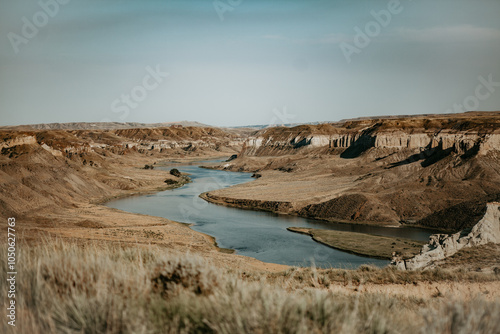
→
(337, 111, 500, 123)
(0, 121, 211, 131)
(3, 111, 499, 131)
(230, 122, 327, 130)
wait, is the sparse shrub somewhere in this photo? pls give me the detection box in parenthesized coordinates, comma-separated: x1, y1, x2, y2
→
(151, 256, 221, 297)
(143, 230, 164, 240)
(164, 179, 177, 185)
(170, 168, 181, 177)
(358, 264, 378, 272)
(226, 154, 237, 161)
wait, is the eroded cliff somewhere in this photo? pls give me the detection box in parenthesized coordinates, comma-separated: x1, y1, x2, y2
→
(241, 113, 500, 158)
(207, 112, 500, 230)
(392, 202, 500, 270)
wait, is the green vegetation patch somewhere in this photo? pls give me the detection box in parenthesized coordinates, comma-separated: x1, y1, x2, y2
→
(287, 227, 425, 259)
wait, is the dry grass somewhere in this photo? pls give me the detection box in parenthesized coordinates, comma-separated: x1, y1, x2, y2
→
(264, 264, 500, 289)
(438, 243, 500, 272)
(1, 239, 499, 334)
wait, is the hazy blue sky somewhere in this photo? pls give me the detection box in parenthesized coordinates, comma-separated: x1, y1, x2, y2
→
(1, 0, 500, 126)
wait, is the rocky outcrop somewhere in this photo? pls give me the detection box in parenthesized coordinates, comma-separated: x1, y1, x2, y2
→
(242, 133, 358, 156)
(242, 131, 500, 157)
(392, 202, 500, 270)
(0, 135, 37, 149)
(40, 143, 64, 157)
(1, 127, 243, 160)
(240, 115, 500, 158)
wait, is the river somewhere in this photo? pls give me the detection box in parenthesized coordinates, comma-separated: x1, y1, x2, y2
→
(106, 161, 436, 268)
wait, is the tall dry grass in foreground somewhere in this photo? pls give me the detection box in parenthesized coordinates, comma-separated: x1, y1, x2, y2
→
(1, 240, 499, 334)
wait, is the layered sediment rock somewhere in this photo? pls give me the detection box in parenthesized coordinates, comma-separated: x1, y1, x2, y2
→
(392, 202, 500, 270)
(1, 127, 243, 159)
(0, 135, 37, 149)
(242, 131, 500, 157)
(240, 114, 500, 157)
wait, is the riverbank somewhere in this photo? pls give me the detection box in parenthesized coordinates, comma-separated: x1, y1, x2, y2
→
(200, 162, 408, 228)
(287, 227, 425, 260)
(201, 191, 404, 227)
(20, 184, 289, 273)
(74, 158, 289, 270)
(199, 191, 294, 214)
(109, 163, 393, 268)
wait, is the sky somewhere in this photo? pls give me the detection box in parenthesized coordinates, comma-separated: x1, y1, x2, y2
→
(1, 0, 500, 127)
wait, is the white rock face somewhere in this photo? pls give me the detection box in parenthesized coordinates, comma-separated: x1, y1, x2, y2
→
(330, 134, 358, 148)
(41, 143, 63, 157)
(309, 135, 330, 147)
(247, 138, 263, 148)
(0, 135, 37, 149)
(374, 132, 430, 148)
(242, 130, 500, 156)
(392, 202, 500, 270)
(374, 132, 483, 153)
(479, 134, 500, 154)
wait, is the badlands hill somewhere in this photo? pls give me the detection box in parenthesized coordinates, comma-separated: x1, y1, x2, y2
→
(0, 125, 294, 275)
(206, 111, 500, 232)
(0, 126, 243, 222)
(2, 111, 500, 235)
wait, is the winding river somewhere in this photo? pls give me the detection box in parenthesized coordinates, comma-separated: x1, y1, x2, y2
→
(106, 161, 436, 268)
